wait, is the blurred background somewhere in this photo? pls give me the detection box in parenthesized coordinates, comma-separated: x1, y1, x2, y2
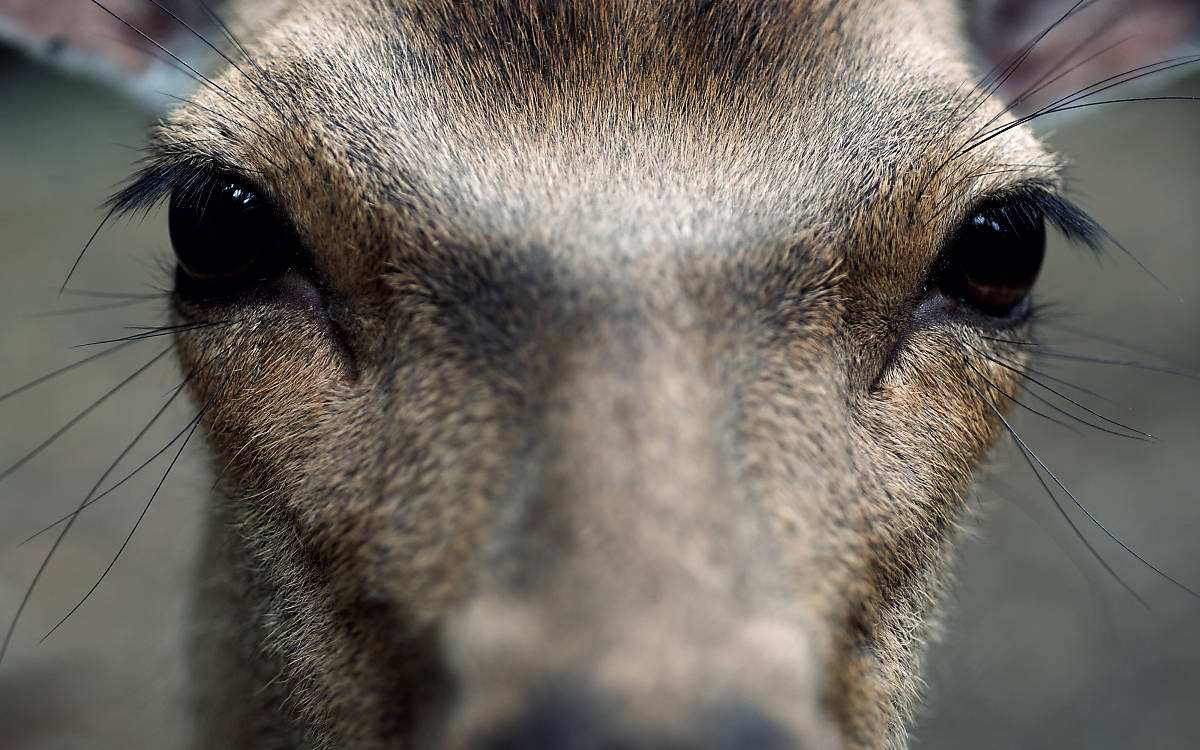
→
(0, 16, 1198, 750)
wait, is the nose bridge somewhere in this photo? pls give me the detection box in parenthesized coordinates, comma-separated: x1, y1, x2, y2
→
(440, 306, 841, 747)
(514, 310, 771, 611)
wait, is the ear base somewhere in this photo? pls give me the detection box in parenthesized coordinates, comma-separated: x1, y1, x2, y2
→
(967, 0, 1200, 116)
(0, 0, 226, 104)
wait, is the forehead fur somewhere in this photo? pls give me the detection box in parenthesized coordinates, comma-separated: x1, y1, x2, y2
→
(158, 0, 1047, 272)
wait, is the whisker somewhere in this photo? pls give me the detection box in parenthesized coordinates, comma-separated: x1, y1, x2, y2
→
(984, 474, 1120, 634)
(0, 325, 242, 665)
(0, 382, 192, 666)
(77, 320, 231, 347)
(99, 37, 288, 161)
(967, 379, 1149, 608)
(143, 0, 257, 91)
(20, 340, 237, 545)
(997, 33, 1133, 120)
(39, 377, 227, 645)
(987, 350, 1116, 404)
(1002, 344, 1200, 380)
(919, 0, 1099, 199)
(962, 55, 1200, 160)
(963, 357, 1084, 435)
(0, 345, 175, 483)
(966, 342, 1151, 439)
(84, 0, 296, 171)
(927, 52, 1200, 218)
(86, 1, 249, 111)
(59, 206, 118, 295)
(1018, 53, 1200, 123)
(0, 341, 135, 404)
(28, 298, 160, 318)
(969, 378, 1200, 600)
(20, 393, 191, 546)
(194, 0, 264, 74)
(968, 0, 1098, 122)
(143, 0, 294, 134)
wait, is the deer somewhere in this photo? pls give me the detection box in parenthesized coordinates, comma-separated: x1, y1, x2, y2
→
(0, 1, 1197, 748)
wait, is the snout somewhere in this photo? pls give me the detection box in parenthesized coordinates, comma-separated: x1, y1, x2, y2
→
(433, 597, 844, 750)
(413, 312, 849, 749)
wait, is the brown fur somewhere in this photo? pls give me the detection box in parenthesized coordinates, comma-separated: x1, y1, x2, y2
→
(5, 1, 1099, 748)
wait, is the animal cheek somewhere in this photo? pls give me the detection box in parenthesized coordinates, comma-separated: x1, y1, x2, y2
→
(175, 319, 352, 488)
(865, 337, 1027, 468)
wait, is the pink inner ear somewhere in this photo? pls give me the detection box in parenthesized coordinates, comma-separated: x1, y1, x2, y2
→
(0, 0, 183, 76)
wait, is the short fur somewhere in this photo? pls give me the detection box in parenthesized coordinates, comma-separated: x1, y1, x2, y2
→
(1, 0, 1138, 748)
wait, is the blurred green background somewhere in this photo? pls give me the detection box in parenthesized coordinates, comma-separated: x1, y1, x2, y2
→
(0, 37, 1198, 750)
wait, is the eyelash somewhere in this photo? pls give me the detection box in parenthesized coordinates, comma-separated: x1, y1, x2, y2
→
(976, 184, 1105, 254)
(109, 160, 242, 218)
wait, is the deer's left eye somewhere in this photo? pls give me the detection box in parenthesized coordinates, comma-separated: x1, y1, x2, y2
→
(169, 175, 299, 295)
(935, 198, 1046, 319)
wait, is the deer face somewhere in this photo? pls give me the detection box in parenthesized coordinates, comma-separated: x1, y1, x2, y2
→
(2, 1, 1194, 748)
(146, 2, 1059, 746)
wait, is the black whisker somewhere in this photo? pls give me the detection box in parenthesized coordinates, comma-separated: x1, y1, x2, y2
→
(998, 32, 1133, 120)
(20, 340, 237, 545)
(20, 405, 195, 547)
(0, 342, 135, 404)
(970, 0, 1098, 121)
(1019, 52, 1200, 123)
(984, 473, 1121, 633)
(83, 2, 293, 168)
(919, 0, 1098, 200)
(39, 377, 227, 645)
(194, 0, 263, 75)
(59, 206, 118, 295)
(60, 290, 164, 301)
(996, 356, 1117, 407)
(28, 298, 160, 318)
(963, 357, 1085, 435)
(77, 320, 230, 347)
(996, 343, 1200, 380)
(1, 331, 240, 666)
(143, 0, 257, 92)
(969, 379, 1200, 600)
(144, 0, 294, 137)
(86, 1, 249, 111)
(967, 379, 1149, 608)
(963, 55, 1200, 160)
(0, 346, 174, 483)
(966, 342, 1151, 439)
(0, 372, 194, 666)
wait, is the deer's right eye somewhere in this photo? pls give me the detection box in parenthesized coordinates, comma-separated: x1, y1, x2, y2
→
(168, 175, 300, 295)
(923, 185, 1104, 327)
(935, 197, 1046, 319)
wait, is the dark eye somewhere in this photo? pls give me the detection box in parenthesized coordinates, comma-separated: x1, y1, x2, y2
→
(936, 198, 1046, 318)
(168, 174, 297, 293)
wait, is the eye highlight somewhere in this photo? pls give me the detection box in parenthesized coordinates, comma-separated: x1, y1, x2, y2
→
(936, 197, 1046, 318)
(165, 172, 300, 296)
